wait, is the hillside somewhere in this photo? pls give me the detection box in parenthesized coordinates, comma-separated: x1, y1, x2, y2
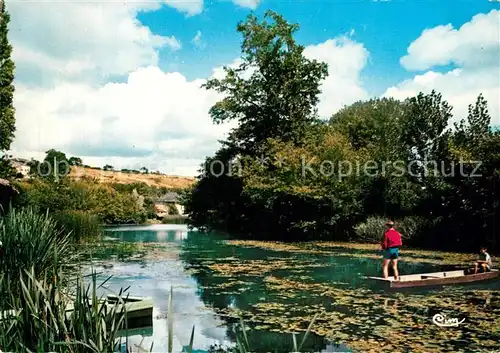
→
(69, 166, 195, 189)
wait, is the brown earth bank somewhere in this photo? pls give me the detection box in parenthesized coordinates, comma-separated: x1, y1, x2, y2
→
(68, 166, 195, 189)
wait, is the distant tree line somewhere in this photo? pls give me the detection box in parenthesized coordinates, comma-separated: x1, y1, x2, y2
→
(6, 149, 182, 225)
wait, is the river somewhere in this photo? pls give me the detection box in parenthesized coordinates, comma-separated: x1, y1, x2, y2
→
(88, 224, 500, 353)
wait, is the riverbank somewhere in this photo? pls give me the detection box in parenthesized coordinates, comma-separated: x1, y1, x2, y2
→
(147, 215, 188, 224)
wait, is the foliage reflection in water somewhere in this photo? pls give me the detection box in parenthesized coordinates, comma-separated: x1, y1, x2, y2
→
(94, 225, 499, 353)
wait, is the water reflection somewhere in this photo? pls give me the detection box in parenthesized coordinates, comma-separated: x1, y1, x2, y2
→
(99, 225, 344, 352)
(96, 225, 500, 353)
(105, 224, 190, 243)
(95, 258, 233, 352)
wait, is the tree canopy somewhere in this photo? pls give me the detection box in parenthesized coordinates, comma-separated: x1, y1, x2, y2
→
(184, 12, 499, 252)
(203, 10, 328, 156)
(0, 1, 15, 152)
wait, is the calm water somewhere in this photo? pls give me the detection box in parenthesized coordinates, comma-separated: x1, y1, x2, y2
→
(89, 224, 500, 353)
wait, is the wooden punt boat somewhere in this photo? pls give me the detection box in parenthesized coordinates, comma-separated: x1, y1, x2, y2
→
(2, 295, 153, 329)
(368, 269, 499, 289)
(65, 294, 154, 329)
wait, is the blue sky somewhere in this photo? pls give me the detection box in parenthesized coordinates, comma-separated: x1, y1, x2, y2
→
(140, 0, 498, 95)
(6, 0, 500, 175)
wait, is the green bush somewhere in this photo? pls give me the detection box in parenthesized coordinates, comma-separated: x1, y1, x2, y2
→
(53, 210, 103, 243)
(167, 203, 180, 215)
(0, 155, 16, 179)
(16, 178, 150, 226)
(161, 215, 187, 224)
(354, 216, 427, 243)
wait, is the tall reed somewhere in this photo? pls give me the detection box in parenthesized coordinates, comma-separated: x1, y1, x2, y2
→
(53, 210, 103, 243)
(0, 268, 129, 352)
(0, 207, 76, 300)
(0, 208, 319, 352)
(0, 272, 319, 353)
(133, 287, 317, 353)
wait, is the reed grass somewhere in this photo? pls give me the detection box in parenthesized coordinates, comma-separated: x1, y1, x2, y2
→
(0, 208, 318, 353)
(0, 268, 129, 352)
(0, 207, 76, 299)
(0, 272, 318, 353)
(53, 210, 103, 243)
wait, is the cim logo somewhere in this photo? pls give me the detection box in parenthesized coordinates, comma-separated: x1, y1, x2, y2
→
(432, 313, 465, 327)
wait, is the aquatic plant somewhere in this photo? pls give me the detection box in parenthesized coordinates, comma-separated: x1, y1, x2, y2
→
(0, 268, 129, 352)
(354, 216, 427, 243)
(0, 265, 319, 353)
(53, 209, 103, 243)
(130, 286, 317, 353)
(180, 235, 500, 352)
(0, 206, 76, 297)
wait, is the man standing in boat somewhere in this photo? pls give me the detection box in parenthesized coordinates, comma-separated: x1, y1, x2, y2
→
(381, 220, 402, 280)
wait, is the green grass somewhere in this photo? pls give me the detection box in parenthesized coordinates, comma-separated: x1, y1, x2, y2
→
(161, 215, 188, 224)
(53, 210, 103, 243)
(0, 268, 130, 352)
(0, 207, 77, 298)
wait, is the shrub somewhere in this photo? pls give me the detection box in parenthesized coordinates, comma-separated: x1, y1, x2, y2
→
(161, 215, 187, 224)
(53, 210, 103, 243)
(18, 178, 149, 226)
(15, 178, 78, 213)
(354, 216, 427, 243)
(0, 156, 16, 179)
(167, 203, 180, 215)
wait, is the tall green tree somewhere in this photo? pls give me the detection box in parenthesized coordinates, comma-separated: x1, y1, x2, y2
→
(330, 97, 405, 157)
(0, 0, 15, 151)
(186, 11, 329, 236)
(401, 90, 452, 177)
(330, 98, 420, 218)
(452, 94, 492, 155)
(33, 149, 71, 180)
(202, 10, 328, 156)
(68, 156, 83, 166)
(434, 95, 500, 251)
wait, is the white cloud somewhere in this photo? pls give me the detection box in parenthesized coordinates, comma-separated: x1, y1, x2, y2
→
(164, 0, 204, 16)
(385, 10, 500, 126)
(7, 0, 369, 176)
(191, 30, 204, 48)
(384, 68, 500, 125)
(400, 9, 499, 71)
(164, 36, 182, 51)
(7, 0, 176, 86)
(232, 0, 261, 10)
(10, 36, 369, 176)
(10, 66, 237, 176)
(304, 37, 370, 118)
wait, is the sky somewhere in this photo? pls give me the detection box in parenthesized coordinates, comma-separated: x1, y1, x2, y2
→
(5, 0, 500, 176)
